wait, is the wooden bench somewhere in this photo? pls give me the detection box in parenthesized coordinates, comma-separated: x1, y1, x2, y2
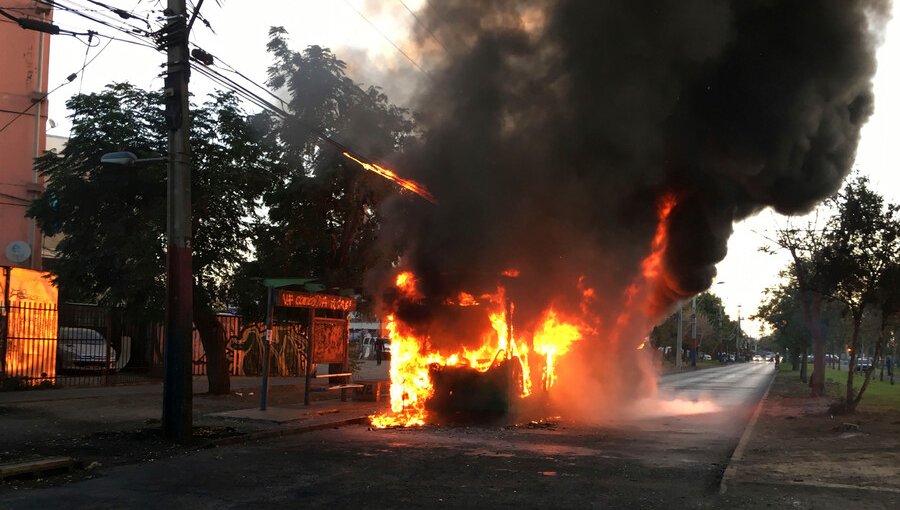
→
(315, 373, 364, 392)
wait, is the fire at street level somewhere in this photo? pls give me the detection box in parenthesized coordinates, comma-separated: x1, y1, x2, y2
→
(371, 195, 680, 427)
(365, 0, 887, 427)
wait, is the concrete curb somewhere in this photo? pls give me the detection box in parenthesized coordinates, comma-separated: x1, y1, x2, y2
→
(203, 416, 370, 448)
(718, 366, 777, 495)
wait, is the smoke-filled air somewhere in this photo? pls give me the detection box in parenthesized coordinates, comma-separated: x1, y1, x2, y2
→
(367, 0, 890, 425)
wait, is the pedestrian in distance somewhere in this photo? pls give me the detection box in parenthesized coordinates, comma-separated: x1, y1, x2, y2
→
(375, 337, 385, 366)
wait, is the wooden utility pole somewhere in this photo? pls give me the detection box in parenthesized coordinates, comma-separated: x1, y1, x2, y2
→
(690, 296, 697, 367)
(675, 305, 683, 369)
(161, 0, 193, 442)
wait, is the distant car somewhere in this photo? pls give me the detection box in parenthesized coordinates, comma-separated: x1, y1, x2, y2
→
(702, 354, 712, 361)
(752, 354, 763, 362)
(57, 327, 130, 372)
(855, 359, 873, 372)
(356, 337, 392, 360)
(377, 337, 391, 360)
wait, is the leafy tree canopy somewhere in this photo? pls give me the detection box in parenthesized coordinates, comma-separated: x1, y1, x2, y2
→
(231, 30, 415, 319)
(28, 83, 275, 322)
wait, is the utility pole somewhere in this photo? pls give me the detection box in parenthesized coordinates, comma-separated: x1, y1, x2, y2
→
(736, 305, 742, 361)
(161, 0, 193, 442)
(690, 296, 697, 367)
(675, 304, 683, 369)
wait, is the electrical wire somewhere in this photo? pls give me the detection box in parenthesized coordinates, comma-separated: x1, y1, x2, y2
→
(0, 1, 152, 135)
(200, 48, 288, 110)
(35, 0, 152, 40)
(9, 0, 399, 174)
(397, 0, 447, 53)
(0, 73, 78, 135)
(342, 0, 431, 80)
(77, 31, 94, 93)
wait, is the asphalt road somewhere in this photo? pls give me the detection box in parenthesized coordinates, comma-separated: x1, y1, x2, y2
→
(0, 363, 775, 509)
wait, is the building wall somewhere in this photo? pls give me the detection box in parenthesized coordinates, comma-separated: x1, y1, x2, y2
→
(0, 1, 52, 269)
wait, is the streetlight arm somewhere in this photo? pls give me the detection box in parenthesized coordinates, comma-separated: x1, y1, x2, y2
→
(100, 151, 166, 166)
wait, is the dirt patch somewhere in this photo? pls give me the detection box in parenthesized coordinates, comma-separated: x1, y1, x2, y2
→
(733, 370, 900, 492)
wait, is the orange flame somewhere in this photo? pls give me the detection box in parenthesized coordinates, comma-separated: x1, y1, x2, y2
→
(371, 193, 680, 426)
(640, 193, 677, 280)
(444, 292, 480, 307)
(395, 271, 424, 301)
(370, 280, 582, 427)
(2, 268, 58, 383)
(533, 310, 583, 390)
(342, 152, 438, 204)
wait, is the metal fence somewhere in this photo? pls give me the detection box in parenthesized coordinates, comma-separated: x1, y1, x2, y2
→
(1, 302, 314, 390)
(1, 301, 58, 387)
(1, 302, 165, 389)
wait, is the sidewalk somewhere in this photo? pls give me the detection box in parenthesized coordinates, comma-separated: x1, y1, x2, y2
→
(719, 367, 900, 508)
(0, 362, 391, 486)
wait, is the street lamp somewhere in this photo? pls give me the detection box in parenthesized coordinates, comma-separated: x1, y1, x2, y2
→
(100, 151, 166, 166)
(101, 148, 193, 442)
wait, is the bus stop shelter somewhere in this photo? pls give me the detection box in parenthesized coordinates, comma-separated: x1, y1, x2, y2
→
(257, 278, 358, 409)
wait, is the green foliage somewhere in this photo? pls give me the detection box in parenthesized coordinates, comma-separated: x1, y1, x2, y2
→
(762, 175, 900, 409)
(818, 176, 900, 316)
(235, 30, 415, 300)
(28, 83, 274, 322)
(650, 291, 736, 353)
(755, 274, 810, 357)
(29, 84, 167, 319)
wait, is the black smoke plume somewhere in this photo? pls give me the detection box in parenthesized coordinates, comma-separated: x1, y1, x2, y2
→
(373, 1, 888, 351)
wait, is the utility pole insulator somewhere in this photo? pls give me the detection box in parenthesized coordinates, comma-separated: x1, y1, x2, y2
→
(190, 48, 214, 66)
(17, 18, 60, 34)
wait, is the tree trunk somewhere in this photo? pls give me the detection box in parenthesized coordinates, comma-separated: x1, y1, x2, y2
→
(852, 330, 884, 411)
(845, 311, 863, 409)
(194, 305, 231, 395)
(878, 313, 886, 382)
(851, 314, 888, 411)
(807, 293, 826, 396)
(800, 345, 808, 383)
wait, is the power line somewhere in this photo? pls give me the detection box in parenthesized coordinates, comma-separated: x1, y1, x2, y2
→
(77, 31, 94, 93)
(12, 0, 408, 185)
(0, 2, 152, 135)
(36, 0, 152, 40)
(0, 73, 78, 135)
(397, 0, 447, 53)
(342, 0, 431, 80)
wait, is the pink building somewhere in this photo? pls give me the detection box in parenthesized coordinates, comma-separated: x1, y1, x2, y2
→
(0, 1, 52, 270)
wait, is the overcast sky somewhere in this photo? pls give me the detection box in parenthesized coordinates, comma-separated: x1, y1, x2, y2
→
(44, 0, 900, 338)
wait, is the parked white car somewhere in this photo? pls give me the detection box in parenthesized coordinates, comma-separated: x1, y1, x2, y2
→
(57, 327, 131, 372)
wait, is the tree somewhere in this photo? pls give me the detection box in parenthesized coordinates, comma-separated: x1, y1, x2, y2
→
(234, 30, 414, 296)
(817, 176, 900, 412)
(28, 83, 275, 394)
(755, 275, 810, 372)
(695, 291, 733, 351)
(649, 292, 731, 361)
(874, 264, 900, 383)
(762, 215, 828, 394)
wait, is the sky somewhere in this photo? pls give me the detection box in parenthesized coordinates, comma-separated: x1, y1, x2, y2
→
(42, 0, 900, 337)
